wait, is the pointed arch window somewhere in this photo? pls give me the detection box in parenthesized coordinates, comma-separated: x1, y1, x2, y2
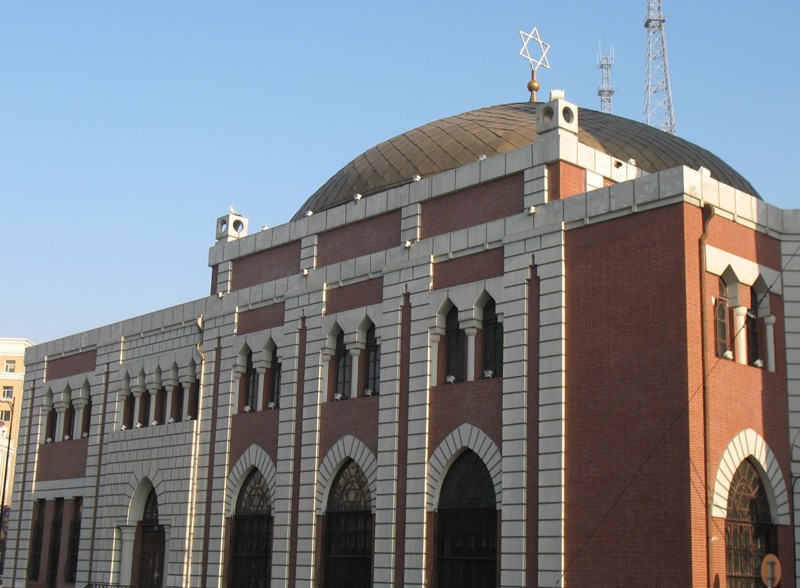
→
(725, 460, 777, 588)
(716, 277, 731, 358)
(747, 287, 762, 367)
(268, 346, 281, 408)
(364, 325, 380, 395)
(323, 460, 373, 588)
(240, 351, 259, 411)
(231, 469, 273, 588)
(445, 306, 466, 383)
(335, 331, 351, 400)
(482, 299, 503, 378)
(436, 450, 497, 588)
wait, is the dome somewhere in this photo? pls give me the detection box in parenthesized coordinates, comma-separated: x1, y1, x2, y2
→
(292, 102, 759, 220)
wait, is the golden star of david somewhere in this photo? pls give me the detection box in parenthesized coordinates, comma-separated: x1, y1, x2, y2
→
(519, 26, 551, 71)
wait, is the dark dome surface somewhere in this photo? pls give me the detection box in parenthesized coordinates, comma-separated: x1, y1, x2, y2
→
(292, 102, 758, 220)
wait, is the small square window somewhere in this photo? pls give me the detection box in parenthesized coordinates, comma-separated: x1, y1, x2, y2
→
(4, 360, 15, 373)
(2, 386, 12, 399)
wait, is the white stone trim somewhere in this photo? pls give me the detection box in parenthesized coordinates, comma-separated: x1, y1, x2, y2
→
(225, 444, 278, 518)
(712, 428, 790, 524)
(427, 423, 502, 510)
(316, 435, 378, 513)
(705, 244, 782, 295)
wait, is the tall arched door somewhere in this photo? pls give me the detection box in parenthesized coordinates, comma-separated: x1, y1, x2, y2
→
(323, 459, 373, 588)
(436, 449, 497, 588)
(725, 460, 777, 588)
(136, 489, 165, 588)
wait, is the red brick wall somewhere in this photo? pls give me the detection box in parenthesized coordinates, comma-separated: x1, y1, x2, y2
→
(428, 378, 503, 458)
(547, 161, 585, 200)
(319, 396, 379, 459)
(317, 211, 401, 268)
(326, 278, 384, 315)
(237, 302, 286, 335)
(47, 350, 97, 381)
(36, 438, 88, 481)
(231, 241, 301, 291)
(229, 410, 280, 469)
(421, 174, 523, 239)
(698, 212, 791, 585)
(433, 248, 504, 290)
(564, 203, 694, 585)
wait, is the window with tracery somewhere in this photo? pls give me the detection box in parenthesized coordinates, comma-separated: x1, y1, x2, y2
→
(231, 469, 273, 588)
(482, 299, 503, 378)
(725, 460, 777, 588)
(445, 306, 465, 383)
(436, 450, 497, 588)
(138, 488, 164, 588)
(323, 460, 372, 588)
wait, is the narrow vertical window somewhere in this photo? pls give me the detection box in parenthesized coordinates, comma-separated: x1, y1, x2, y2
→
(172, 385, 183, 423)
(156, 387, 167, 425)
(364, 325, 380, 395)
(482, 299, 503, 378)
(82, 399, 92, 437)
(445, 306, 466, 382)
(747, 287, 762, 366)
(64, 404, 75, 440)
(123, 395, 134, 430)
(269, 347, 281, 408)
(716, 278, 731, 358)
(46, 498, 64, 587)
(140, 393, 151, 427)
(46, 408, 57, 441)
(65, 497, 82, 583)
(335, 331, 351, 399)
(28, 499, 46, 580)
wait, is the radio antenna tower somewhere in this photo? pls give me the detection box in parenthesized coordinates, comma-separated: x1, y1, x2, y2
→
(643, 0, 676, 134)
(598, 44, 615, 113)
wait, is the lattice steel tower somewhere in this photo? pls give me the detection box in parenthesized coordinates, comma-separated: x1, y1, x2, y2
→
(643, 0, 676, 134)
(598, 45, 615, 114)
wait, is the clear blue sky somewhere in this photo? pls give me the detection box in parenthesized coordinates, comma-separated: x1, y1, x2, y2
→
(3, 1, 798, 344)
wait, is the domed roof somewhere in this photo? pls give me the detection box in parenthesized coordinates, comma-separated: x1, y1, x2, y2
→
(292, 102, 758, 220)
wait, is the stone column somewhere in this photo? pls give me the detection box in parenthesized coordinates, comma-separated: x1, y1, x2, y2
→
(181, 381, 192, 419)
(765, 315, 777, 373)
(53, 400, 68, 442)
(119, 525, 137, 585)
(164, 384, 175, 422)
(72, 398, 87, 438)
(464, 326, 479, 382)
(734, 306, 748, 365)
(349, 348, 361, 398)
(148, 387, 158, 425)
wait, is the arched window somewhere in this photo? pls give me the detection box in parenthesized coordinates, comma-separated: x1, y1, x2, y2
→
(716, 277, 731, 358)
(482, 299, 503, 378)
(231, 469, 273, 588)
(334, 331, 351, 400)
(268, 347, 281, 408)
(364, 325, 380, 395)
(747, 286, 762, 367)
(136, 489, 165, 588)
(436, 450, 497, 588)
(241, 351, 259, 412)
(725, 460, 777, 588)
(445, 306, 465, 383)
(323, 460, 372, 588)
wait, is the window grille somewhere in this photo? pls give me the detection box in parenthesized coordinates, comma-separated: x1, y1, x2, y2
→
(138, 488, 164, 588)
(324, 460, 372, 588)
(231, 470, 273, 588)
(725, 460, 776, 588)
(46, 498, 64, 588)
(28, 499, 45, 580)
(65, 497, 82, 582)
(437, 450, 497, 588)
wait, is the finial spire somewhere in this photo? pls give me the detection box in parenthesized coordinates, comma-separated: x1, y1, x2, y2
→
(519, 27, 551, 102)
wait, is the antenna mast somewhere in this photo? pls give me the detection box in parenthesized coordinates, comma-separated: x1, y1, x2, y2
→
(598, 44, 615, 114)
(643, 0, 676, 134)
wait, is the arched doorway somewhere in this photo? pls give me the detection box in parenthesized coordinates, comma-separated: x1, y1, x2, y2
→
(725, 459, 777, 588)
(230, 469, 273, 587)
(323, 459, 372, 588)
(436, 449, 497, 588)
(135, 489, 165, 588)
